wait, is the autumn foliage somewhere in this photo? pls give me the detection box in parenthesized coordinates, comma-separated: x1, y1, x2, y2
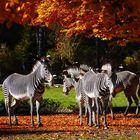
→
(0, 0, 36, 28)
(0, 0, 140, 45)
(0, 113, 140, 137)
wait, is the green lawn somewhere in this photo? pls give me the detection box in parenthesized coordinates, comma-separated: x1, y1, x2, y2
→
(0, 86, 138, 108)
(44, 86, 139, 107)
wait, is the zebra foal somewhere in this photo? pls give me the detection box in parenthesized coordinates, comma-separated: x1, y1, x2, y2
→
(2, 57, 53, 126)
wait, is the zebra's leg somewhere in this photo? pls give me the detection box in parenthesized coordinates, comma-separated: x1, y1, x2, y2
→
(95, 98, 100, 129)
(30, 97, 34, 126)
(79, 101, 83, 126)
(124, 95, 132, 116)
(132, 94, 139, 115)
(84, 103, 88, 117)
(86, 103, 92, 126)
(5, 98, 12, 126)
(11, 99, 20, 125)
(86, 97, 92, 126)
(92, 100, 97, 126)
(3, 87, 12, 126)
(109, 103, 114, 120)
(102, 108, 108, 129)
(108, 95, 114, 120)
(102, 100, 108, 129)
(5, 95, 12, 126)
(36, 97, 43, 127)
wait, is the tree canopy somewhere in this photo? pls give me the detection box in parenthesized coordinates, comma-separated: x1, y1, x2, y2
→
(0, 0, 140, 45)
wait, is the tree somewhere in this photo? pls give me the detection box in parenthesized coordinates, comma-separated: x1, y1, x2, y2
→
(0, 0, 36, 28)
(33, 0, 140, 45)
(0, 0, 140, 45)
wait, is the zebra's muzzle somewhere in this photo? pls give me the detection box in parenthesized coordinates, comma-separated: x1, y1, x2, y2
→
(63, 91, 68, 96)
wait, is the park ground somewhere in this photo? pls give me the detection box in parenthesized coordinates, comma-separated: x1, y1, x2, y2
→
(0, 113, 140, 140)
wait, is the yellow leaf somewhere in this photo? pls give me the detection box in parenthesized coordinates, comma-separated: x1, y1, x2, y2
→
(93, 28, 98, 33)
(23, 14, 28, 19)
(5, 3, 9, 9)
(21, 3, 25, 9)
(16, 7, 21, 11)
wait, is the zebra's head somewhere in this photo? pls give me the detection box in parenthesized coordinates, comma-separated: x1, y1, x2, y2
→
(101, 63, 112, 78)
(104, 74, 114, 95)
(62, 70, 78, 95)
(39, 57, 53, 85)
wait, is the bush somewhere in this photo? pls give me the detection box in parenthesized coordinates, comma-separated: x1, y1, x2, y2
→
(40, 99, 61, 114)
(0, 99, 61, 115)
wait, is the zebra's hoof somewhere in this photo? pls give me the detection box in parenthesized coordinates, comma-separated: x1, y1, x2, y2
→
(31, 124, 34, 127)
(38, 123, 43, 127)
(93, 123, 97, 127)
(112, 117, 115, 120)
(14, 123, 19, 126)
(96, 125, 99, 129)
(104, 126, 108, 130)
(88, 123, 92, 127)
(80, 123, 83, 126)
(123, 113, 127, 116)
(135, 109, 139, 115)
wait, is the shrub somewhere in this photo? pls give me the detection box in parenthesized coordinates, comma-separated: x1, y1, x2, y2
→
(0, 99, 61, 115)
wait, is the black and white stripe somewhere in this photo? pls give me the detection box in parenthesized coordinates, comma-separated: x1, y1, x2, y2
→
(81, 70, 114, 129)
(2, 57, 53, 126)
(63, 64, 93, 126)
(101, 63, 140, 116)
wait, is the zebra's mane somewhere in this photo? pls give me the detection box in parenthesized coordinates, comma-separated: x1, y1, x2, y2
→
(80, 64, 92, 72)
(101, 63, 112, 72)
(67, 67, 80, 78)
(32, 61, 42, 72)
(66, 64, 91, 72)
(66, 64, 92, 78)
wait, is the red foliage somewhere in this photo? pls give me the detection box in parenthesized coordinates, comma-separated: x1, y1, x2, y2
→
(0, 0, 140, 44)
(0, 113, 140, 135)
(0, 0, 37, 28)
(32, 0, 140, 44)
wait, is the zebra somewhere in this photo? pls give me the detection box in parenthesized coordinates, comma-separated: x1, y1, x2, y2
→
(2, 57, 53, 126)
(81, 70, 114, 129)
(62, 64, 93, 126)
(101, 63, 140, 116)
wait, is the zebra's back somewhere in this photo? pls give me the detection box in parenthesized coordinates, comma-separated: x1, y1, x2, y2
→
(3, 73, 36, 100)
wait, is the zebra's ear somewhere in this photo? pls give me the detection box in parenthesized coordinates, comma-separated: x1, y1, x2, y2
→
(46, 55, 51, 62)
(63, 70, 71, 78)
(78, 72, 84, 79)
(63, 70, 68, 76)
(39, 57, 46, 63)
(74, 77, 79, 82)
(39, 56, 51, 65)
(72, 62, 80, 68)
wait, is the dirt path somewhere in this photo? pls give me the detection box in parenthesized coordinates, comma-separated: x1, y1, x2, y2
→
(0, 113, 140, 139)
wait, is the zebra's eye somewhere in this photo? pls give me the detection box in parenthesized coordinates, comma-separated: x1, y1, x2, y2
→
(67, 74, 71, 78)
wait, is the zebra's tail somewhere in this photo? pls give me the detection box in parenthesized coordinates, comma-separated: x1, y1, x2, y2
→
(138, 76, 140, 98)
(2, 83, 11, 112)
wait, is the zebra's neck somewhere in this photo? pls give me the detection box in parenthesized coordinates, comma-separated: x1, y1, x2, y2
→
(31, 65, 45, 90)
(111, 72, 123, 86)
(75, 79, 83, 99)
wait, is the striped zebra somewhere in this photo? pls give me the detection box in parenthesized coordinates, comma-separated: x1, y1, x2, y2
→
(63, 64, 93, 126)
(81, 70, 114, 129)
(101, 63, 140, 116)
(2, 57, 53, 126)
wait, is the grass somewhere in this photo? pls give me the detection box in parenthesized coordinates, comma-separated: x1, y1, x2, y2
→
(43, 86, 77, 108)
(0, 85, 138, 108)
(43, 86, 137, 108)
